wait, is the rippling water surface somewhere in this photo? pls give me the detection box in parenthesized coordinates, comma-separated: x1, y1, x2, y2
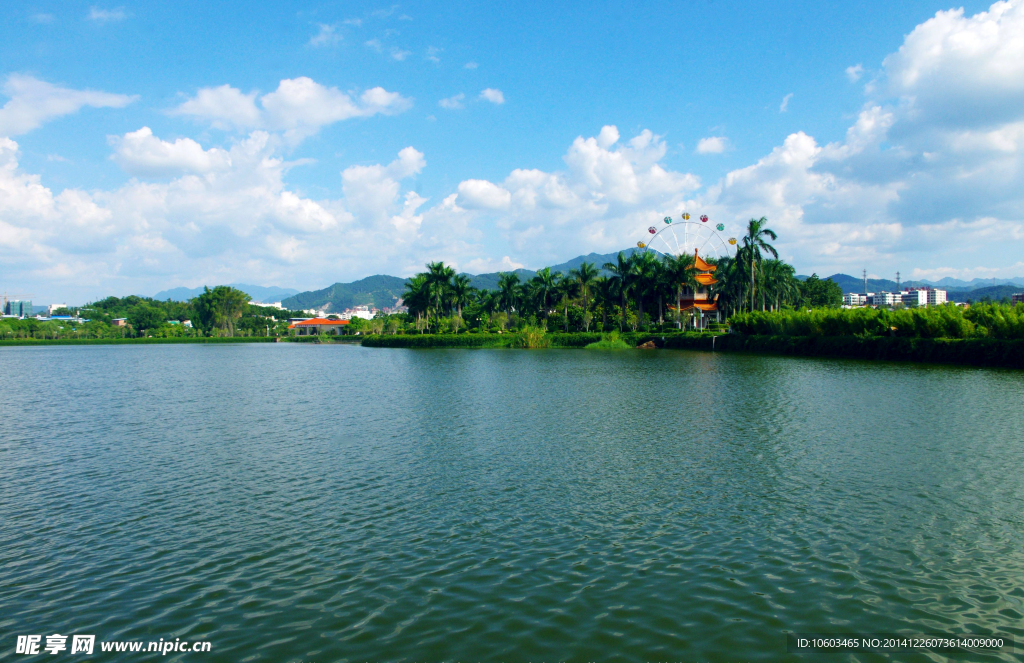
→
(2, 344, 1023, 662)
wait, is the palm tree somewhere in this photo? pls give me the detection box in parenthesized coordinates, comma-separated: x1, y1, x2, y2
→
(402, 274, 431, 332)
(741, 217, 778, 313)
(662, 253, 696, 329)
(425, 261, 456, 316)
(497, 272, 521, 317)
(449, 274, 475, 318)
(530, 267, 560, 317)
(592, 276, 617, 331)
(759, 259, 800, 311)
(569, 262, 599, 311)
(632, 251, 660, 329)
(555, 274, 578, 332)
(603, 252, 636, 331)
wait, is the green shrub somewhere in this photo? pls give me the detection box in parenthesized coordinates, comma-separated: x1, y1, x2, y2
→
(585, 332, 632, 349)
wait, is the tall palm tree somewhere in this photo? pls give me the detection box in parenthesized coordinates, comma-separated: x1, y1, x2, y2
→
(497, 272, 521, 317)
(449, 274, 474, 318)
(662, 253, 696, 328)
(569, 262, 599, 311)
(741, 217, 778, 313)
(402, 274, 431, 332)
(530, 267, 560, 317)
(603, 252, 636, 331)
(555, 274, 578, 332)
(759, 259, 799, 311)
(592, 276, 617, 331)
(425, 261, 456, 316)
(632, 251, 661, 329)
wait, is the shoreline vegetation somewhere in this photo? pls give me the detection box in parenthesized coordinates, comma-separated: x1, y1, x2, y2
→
(6, 218, 1023, 367)
(4, 325, 1022, 369)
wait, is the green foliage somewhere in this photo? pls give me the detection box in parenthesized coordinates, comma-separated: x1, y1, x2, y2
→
(729, 304, 1024, 340)
(194, 286, 250, 335)
(510, 326, 550, 348)
(585, 332, 632, 349)
(127, 303, 166, 333)
(798, 273, 843, 308)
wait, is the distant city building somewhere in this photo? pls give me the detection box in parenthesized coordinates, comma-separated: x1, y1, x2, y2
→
(250, 301, 284, 309)
(47, 303, 67, 315)
(900, 287, 945, 307)
(340, 305, 376, 320)
(111, 318, 127, 327)
(4, 300, 32, 317)
(843, 293, 868, 306)
(1013, 293, 1024, 305)
(871, 291, 899, 307)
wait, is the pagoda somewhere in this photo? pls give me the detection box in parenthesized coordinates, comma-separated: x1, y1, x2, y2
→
(676, 249, 719, 312)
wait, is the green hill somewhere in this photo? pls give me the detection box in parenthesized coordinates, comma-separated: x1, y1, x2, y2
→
(281, 275, 409, 312)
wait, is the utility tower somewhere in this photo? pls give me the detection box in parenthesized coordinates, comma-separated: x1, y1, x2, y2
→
(896, 271, 900, 291)
(862, 269, 867, 294)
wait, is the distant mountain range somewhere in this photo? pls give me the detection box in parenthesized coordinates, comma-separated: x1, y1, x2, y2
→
(820, 273, 1024, 294)
(149, 253, 1024, 312)
(153, 283, 300, 303)
(280, 249, 649, 312)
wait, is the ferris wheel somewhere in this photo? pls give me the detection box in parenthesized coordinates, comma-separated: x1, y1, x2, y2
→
(636, 213, 737, 260)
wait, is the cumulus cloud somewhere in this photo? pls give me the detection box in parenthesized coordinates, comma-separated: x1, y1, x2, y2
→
(438, 93, 465, 110)
(172, 77, 412, 142)
(110, 127, 232, 176)
(780, 93, 793, 112)
(9, 0, 1024, 299)
(479, 88, 505, 104)
(695, 136, 729, 154)
(464, 61, 478, 70)
(846, 64, 864, 82)
(0, 75, 135, 136)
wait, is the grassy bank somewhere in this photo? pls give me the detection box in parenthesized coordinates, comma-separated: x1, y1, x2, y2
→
(661, 333, 1024, 369)
(0, 336, 278, 347)
(360, 330, 1024, 369)
(360, 331, 701, 349)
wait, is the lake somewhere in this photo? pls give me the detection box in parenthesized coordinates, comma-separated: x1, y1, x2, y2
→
(1, 344, 1023, 662)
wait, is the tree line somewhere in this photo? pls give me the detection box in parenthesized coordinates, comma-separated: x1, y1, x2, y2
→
(0, 286, 306, 340)
(398, 218, 843, 334)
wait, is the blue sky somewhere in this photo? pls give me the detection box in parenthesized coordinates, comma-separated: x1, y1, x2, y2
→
(1, 0, 1022, 302)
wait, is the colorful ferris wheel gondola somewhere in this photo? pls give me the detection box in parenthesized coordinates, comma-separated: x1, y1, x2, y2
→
(700, 215, 709, 223)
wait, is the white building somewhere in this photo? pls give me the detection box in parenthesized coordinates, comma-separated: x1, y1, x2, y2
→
(340, 305, 375, 320)
(843, 293, 868, 306)
(900, 288, 946, 307)
(47, 303, 67, 315)
(872, 291, 899, 307)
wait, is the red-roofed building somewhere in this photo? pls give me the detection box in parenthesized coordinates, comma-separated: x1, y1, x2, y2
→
(287, 318, 350, 336)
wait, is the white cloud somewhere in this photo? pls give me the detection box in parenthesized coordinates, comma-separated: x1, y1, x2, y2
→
(308, 24, 341, 47)
(0, 75, 135, 137)
(390, 48, 412, 61)
(10, 0, 1024, 299)
(457, 180, 512, 210)
(780, 93, 793, 112)
(846, 64, 864, 82)
(87, 6, 126, 23)
(31, 13, 55, 24)
(110, 127, 232, 176)
(479, 88, 505, 104)
(695, 136, 729, 154)
(464, 62, 478, 70)
(438, 93, 465, 110)
(172, 77, 412, 142)
(426, 47, 442, 64)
